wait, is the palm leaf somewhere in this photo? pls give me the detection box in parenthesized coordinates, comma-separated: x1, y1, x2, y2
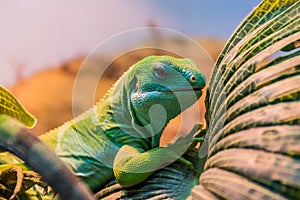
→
(0, 86, 36, 128)
(193, 0, 300, 199)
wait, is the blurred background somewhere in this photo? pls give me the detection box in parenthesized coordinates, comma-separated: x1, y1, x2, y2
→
(0, 1, 261, 143)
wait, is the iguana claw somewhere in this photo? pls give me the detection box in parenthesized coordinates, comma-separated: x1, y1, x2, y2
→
(188, 124, 206, 151)
(176, 124, 206, 170)
(177, 157, 194, 170)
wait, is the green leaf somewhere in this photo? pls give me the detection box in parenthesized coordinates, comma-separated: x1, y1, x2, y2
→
(198, 0, 300, 199)
(0, 85, 36, 128)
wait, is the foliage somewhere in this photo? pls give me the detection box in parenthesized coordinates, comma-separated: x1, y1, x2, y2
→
(0, 86, 36, 128)
(194, 0, 300, 199)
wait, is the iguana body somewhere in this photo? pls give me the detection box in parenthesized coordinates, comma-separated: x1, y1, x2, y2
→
(0, 56, 205, 195)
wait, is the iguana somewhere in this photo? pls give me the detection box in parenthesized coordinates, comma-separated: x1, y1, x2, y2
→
(0, 55, 206, 199)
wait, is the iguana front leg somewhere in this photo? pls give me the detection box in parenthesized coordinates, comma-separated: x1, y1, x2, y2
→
(113, 124, 201, 187)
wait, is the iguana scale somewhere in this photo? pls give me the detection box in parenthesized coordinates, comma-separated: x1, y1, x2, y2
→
(0, 55, 205, 198)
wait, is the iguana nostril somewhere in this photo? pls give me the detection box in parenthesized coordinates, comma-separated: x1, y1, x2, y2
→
(190, 75, 197, 83)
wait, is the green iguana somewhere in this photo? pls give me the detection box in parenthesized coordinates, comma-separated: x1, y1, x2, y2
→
(0, 55, 206, 199)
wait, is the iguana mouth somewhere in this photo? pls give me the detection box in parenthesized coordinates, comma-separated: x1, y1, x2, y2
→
(159, 86, 204, 93)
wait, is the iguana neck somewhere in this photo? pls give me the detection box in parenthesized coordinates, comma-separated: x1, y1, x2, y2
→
(96, 68, 164, 149)
(41, 67, 165, 151)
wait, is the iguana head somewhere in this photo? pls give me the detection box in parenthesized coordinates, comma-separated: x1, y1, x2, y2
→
(128, 55, 205, 139)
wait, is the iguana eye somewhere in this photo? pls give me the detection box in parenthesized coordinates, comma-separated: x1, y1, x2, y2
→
(153, 63, 167, 80)
(190, 75, 197, 83)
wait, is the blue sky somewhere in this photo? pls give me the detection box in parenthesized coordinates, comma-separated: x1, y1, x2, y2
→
(0, 1, 261, 86)
(141, 0, 261, 37)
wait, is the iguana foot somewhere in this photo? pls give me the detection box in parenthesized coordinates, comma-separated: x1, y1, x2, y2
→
(175, 124, 206, 170)
(187, 124, 206, 151)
